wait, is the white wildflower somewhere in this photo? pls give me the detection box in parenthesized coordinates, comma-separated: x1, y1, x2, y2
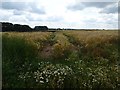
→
(40, 80, 44, 83)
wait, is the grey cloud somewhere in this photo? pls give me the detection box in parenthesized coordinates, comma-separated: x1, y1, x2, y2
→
(1, 2, 27, 10)
(67, 3, 85, 11)
(30, 7, 45, 14)
(81, 2, 114, 8)
(46, 16, 63, 22)
(29, 3, 45, 14)
(1, 2, 45, 14)
(9, 15, 28, 22)
(0, 15, 10, 21)
(100, 4, 118, 14)
(27, 16, 43, 22)
(0, 9, 13, 21)
(13, 10, 24, 15)
(67, 2, 116, 11)
(83, 18, 98, 23)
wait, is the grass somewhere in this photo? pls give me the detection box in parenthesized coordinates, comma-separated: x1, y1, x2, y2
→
(2, 30, 120, 89)
(52, 32, 73, 59)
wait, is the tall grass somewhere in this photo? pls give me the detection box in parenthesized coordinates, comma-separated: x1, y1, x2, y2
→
(52, 32, 74, 59)
(2, 31, 120, 89)
(2, 34, 38, 88)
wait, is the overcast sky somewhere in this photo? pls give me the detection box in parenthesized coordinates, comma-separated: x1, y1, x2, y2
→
(0, 0, 119, 29)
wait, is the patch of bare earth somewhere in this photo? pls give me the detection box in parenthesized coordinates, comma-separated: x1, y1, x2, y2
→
(40, 44, 53, 59)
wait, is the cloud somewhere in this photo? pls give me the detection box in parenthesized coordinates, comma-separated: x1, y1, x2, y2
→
(81, 2, 114, 8)
(67, 3, 85, 10)
(1, 2, 27, 10)
(1, 2, 46, 14)
(0, 15, 10, 21)
(13, 10, 24, 15)
(46, 16, 63, 22)
(26, 15, 43, 22)
(9, 15, 28, 22)
(0, 9, 13, 21)
(67, 2, 116, 11)
(100, 3, 118, 14)
(0, 0, 118, 29)
(28, 2, 45, 14)
(67, 2, 118, 14)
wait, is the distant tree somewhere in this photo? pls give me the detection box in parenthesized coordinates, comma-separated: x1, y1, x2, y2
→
(13, 24, 32, 32)
(14, 24, 22, 32)
(22, 25, 32, 32)
(34, 26, 48, 31)
(1, 22, 49, 32)
(2, 22, 14, 32)
(57, 28, 62, 30)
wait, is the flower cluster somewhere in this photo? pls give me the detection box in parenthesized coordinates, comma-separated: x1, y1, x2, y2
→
(18, 61, 73, 88)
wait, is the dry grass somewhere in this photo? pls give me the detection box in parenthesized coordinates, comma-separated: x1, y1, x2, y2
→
(2, 32, 52, 41)
(2, 32, 52, 50)
(2, 30, 119, 88)
(52, 32, 74, 58)
(64, 30, 118, 47)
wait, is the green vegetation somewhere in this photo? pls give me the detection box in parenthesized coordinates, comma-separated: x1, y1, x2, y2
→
(2, 31, 120, 89)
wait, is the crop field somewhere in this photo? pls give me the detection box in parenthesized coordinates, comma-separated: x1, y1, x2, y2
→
(2, 30, 120, 89)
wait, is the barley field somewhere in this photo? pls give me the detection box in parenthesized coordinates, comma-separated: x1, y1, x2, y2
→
(2, 30, 120, 89)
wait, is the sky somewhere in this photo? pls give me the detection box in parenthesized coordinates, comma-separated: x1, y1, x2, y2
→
(0, 0, 119, 29)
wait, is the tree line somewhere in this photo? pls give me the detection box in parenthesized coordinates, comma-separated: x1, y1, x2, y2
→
(1, 22, 48, 32)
